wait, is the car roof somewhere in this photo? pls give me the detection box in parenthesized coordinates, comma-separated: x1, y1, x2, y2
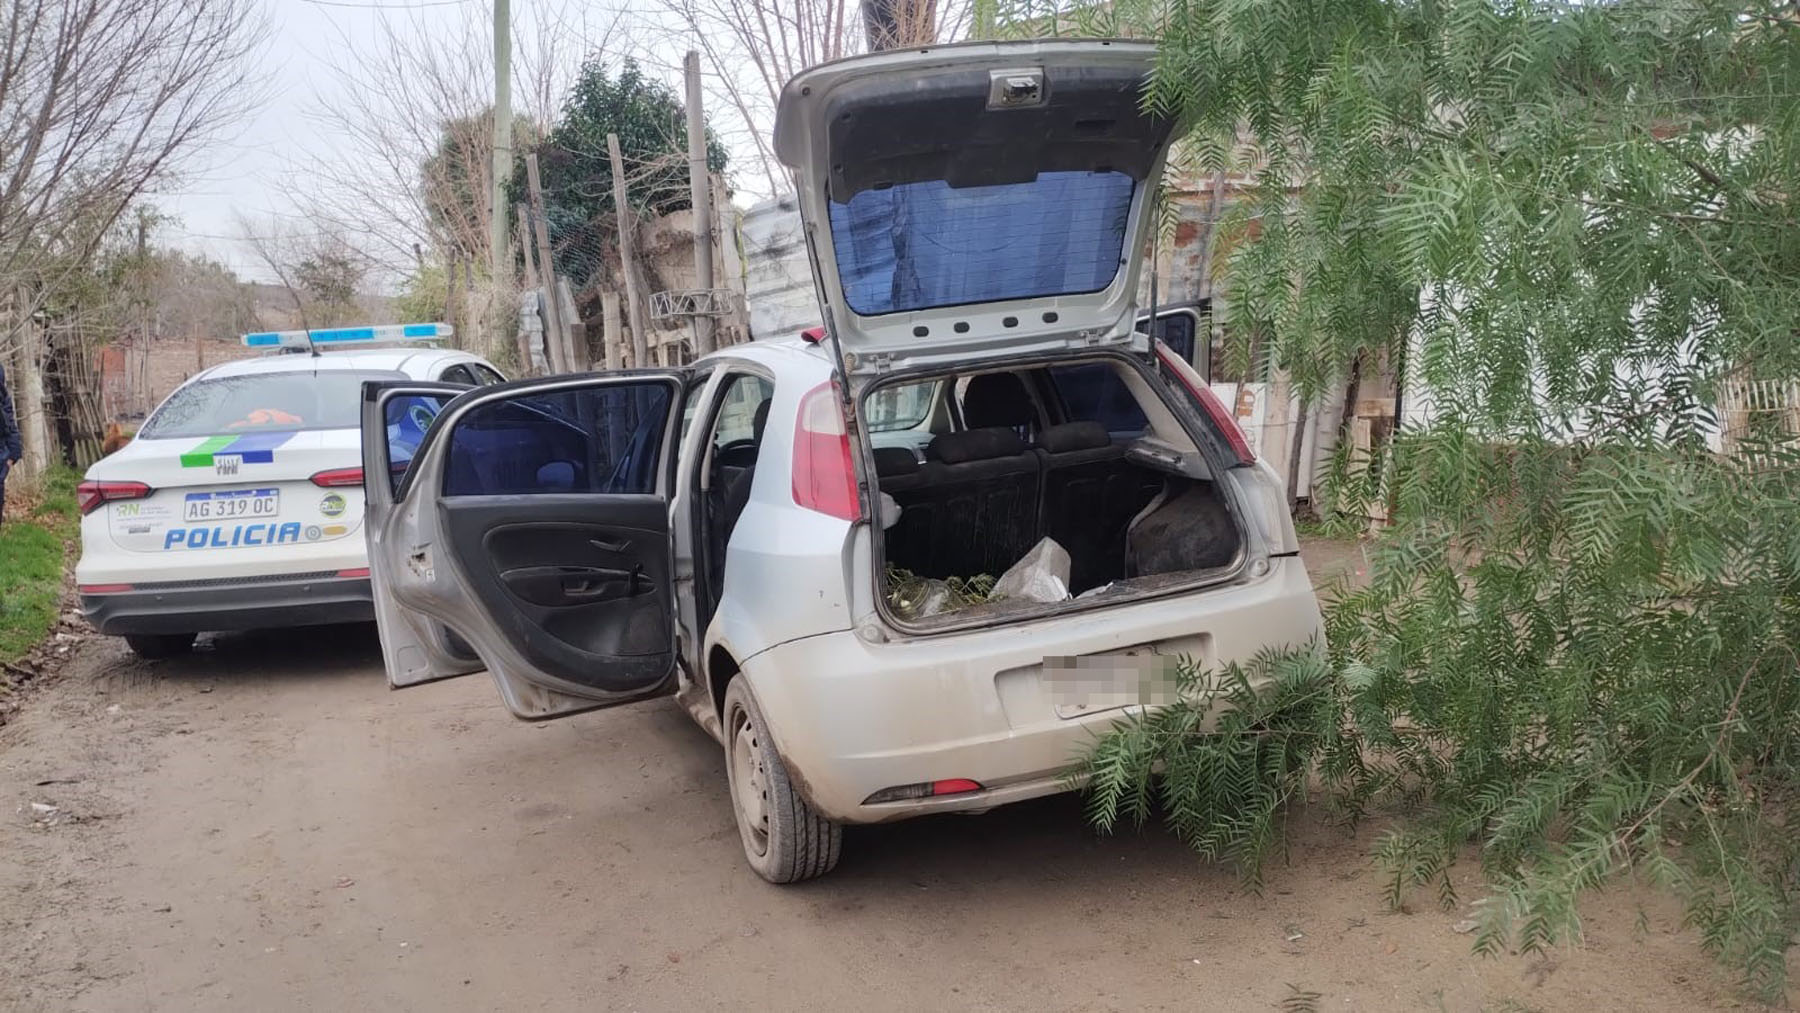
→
(699, 335, 833, 376)
(197, 348, 481, 382)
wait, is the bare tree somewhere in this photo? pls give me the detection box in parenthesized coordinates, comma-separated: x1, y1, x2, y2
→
(295, 1, 622, 278)
(644, 0, 970, 200)
(0, 0, 267, 473)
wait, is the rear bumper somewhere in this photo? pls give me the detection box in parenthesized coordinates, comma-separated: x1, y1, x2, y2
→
(740, 556, 1323, 825)
(79, 573, 374, 635)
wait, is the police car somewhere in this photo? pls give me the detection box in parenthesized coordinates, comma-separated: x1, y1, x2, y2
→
(75, 324, 506, 658)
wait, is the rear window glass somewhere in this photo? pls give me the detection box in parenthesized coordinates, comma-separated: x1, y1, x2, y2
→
(867, 381, 936, 432)
(140, 369, 406, 439)
(1050, 364, 1148, 435)
(827, 171, 1135, 315)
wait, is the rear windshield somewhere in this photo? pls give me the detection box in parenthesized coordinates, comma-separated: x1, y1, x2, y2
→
(827, 170, 1135, 316)
(140, 369, 407, 439)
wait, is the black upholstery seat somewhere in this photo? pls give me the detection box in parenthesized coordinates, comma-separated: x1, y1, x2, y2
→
(961, 372, 1042, 437)
(707, 400, 771, 600)
(1033, 420, 1164, 592)
(884, 427, 1042, 579)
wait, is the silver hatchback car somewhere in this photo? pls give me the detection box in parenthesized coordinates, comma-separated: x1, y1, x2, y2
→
(361, 39, 1324, 883)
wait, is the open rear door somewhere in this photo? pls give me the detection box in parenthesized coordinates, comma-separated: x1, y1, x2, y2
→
(1137, 303, 1208, 381)
(363, 382, 481, 687)
(361, 373, 688, 720)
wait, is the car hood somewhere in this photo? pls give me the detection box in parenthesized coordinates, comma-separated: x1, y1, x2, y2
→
(773, 39, 1178, 380)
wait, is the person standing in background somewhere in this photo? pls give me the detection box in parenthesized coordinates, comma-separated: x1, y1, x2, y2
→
(0, 361, 21, 526)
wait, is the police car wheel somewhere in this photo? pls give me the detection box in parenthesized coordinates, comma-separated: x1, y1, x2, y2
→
(124, 633, 196, 660)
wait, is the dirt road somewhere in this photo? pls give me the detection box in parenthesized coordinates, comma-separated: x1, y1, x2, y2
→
(0, 606, 1747, 1010)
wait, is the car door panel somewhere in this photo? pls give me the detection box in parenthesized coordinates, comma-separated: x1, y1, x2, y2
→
(364, 373, 688, 721)
(361, 382, 484, 688)
(439, 498, 673, 689)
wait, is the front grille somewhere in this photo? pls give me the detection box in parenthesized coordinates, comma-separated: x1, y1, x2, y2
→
(129, 570, 349, 591)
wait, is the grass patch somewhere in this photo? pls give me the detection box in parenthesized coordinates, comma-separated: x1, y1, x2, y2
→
(1, 467, 79, 665)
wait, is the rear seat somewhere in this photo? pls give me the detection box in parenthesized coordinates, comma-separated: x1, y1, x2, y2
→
(882, 427, 1042, 579)
(1033, 420, 1165, 592)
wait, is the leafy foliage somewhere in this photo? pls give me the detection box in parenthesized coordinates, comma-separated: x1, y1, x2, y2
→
(522, 59, 728, 287)
(1077, 650, 1338, 891)
(1050, 0, 1800, 998)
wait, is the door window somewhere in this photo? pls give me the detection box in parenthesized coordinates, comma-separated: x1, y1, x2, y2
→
(711, 375, 775, 452)
(384, 393, 453, 495)
(1049, 364, 1149, 436)
(439, 364, 476, 386)
(442, 383, 673, 497)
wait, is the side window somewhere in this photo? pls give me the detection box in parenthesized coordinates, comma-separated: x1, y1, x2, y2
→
(471, 363, 506, 386)
(710, 375, 775, 452)
(1049, 364, 1149, 436)
(866, 381, 936, 432)
(678, 372, 713, 451)
(439, 364, 476, 387)
(385, 394, 451, 495)
(442, 383, 673, 497)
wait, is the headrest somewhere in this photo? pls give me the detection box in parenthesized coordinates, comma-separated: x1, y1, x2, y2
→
(926, 427, 1028, 464)
(1036, 421, 1111, 454)
(751, 399, 771, 442)
(872, 446, 920, 477)
(961, 372, 1038, 430)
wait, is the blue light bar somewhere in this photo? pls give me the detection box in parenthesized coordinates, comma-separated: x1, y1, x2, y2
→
(241, 322, 454, 348)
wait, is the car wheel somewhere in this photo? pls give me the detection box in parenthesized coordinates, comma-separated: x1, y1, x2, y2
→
(722, 676, 841, 883)
(124, 633, 196, 659)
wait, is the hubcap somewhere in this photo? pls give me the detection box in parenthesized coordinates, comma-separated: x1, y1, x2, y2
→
(730, 708, 770, 856)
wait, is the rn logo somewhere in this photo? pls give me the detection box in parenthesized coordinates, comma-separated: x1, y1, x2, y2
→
(215, 454, 242, 477)
(164, 522, 301, 550)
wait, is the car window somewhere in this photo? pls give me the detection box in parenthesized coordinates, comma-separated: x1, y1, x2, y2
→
(1136, 312, 1203, 376)
(140, 370, 407, 438)
(439, 364, 476, 386)
(711, 375, 774, 450)
(866, 381, 936, 432)
(383, 393, 452, 495)
(828, 171, 1135, 315)
(441, 382, 672, 497)
(1049, 364, 1149, 436)
(469, 363, 505, 385)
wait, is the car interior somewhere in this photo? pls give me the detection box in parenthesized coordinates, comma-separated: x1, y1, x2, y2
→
(867, 355, 1243, 618)
(697, 374, 776, 626)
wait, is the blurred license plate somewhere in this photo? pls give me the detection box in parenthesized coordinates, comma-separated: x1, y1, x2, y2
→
(1045, 649, 1184, 719)
(184, 488, 280, 522)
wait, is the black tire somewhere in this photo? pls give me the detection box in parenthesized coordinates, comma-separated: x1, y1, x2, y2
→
(124, 633, 196, 659)
(722, 677, 842, 883)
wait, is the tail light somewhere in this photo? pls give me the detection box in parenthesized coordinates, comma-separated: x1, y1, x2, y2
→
(790, 381, 862, 521)
(1156, 343, 1256, 467)
(863, 779, 985, 804)
(76, 480, 151, 515)
(310, 467, 364, 488)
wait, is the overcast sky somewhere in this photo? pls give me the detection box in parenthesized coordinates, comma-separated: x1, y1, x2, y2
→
(149, 0, 751, 286)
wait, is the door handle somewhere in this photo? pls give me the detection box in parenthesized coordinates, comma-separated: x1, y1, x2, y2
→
(501, 565, 647, 606)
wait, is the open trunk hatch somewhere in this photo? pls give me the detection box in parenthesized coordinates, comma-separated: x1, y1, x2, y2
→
(774, 40, 1179, 380)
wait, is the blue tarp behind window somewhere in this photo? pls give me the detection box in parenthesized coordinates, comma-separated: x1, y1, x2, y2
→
(827, 171, 1135, 316)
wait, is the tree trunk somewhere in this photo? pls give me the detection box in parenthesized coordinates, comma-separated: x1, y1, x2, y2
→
(862, 0, 936, 49)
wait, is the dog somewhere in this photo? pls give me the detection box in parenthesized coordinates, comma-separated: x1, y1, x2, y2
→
(101, 421, 131, 456)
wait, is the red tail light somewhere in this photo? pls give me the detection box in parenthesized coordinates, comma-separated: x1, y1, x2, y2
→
(76, 480, 151, 515)
(791, 381, 862, 521)
(336, 568, 370, 578)
(310, 467, 364, 488)
(78, 583, 134, 594)
(1156, 344, 1256, 466)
